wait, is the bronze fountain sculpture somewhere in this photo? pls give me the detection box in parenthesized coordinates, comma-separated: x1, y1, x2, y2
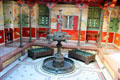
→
(42, 9, 75, 74)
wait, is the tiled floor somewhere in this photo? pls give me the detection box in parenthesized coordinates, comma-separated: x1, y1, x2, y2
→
(0, 40, 118, 80)
(0, 52, 106, 80)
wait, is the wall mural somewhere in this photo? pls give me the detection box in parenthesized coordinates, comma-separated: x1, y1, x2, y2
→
(3, 1, 38, 28)
(111, 7, 120, 18)
(103, 7, 120, 32)
(13, 2, 37, 27)
(110, 6, 120, 32)
(3, 1, 13, 28)
(0, 1, 4, 29)
(13, 2, 20, 27)
(0, 1, 4, 44)
(18, 4, 29, 27)
(0, 1, 119, 43)
(13, 2, 29, 27)
(32, 4, 38, 27)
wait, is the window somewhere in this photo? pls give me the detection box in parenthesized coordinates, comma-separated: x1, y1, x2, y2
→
(87, 7, 101, 30)
(63, 16, 73, 29)
(38, 15, 49, 27)
(38, 5, 49, 28)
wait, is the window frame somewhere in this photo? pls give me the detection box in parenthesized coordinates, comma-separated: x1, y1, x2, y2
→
(38, 15, 49, 28)
(87, 6, 101, 30)
(62, 15, 74, 30)
(38, 5, 49, 28)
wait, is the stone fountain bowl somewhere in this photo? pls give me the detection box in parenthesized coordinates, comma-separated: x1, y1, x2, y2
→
(42, 57, 75, 74)
(48, 32, 71, 41)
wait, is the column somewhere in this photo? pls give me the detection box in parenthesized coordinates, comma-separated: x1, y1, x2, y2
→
(98, 10, 104, 48)
(46, 2, 56, 34)
(29, 6, 32, 43)
(105, 8, 113, 48)
(49, 8, 52, 34)
(77, 8, 82, 46)
(19, 4, 24, 48)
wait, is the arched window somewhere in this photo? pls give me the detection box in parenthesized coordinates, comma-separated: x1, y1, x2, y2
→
(38, 5, 49, 28)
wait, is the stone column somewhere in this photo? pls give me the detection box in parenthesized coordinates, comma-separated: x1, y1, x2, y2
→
(47, 8, 52, 44)
(46, 2, 56, 33)
(77, 8, 82, 46)
(105, 8, 113, 48)
(58, 9, 62, 32)
(98, 10, 104, 48)
(29, 6, 32, 43)
(49, 8, 52, 34)
(46, 2, 56, 44)
(19, 4, 24, 48)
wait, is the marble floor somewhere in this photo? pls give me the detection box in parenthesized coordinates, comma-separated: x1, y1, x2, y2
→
(0, 40, 117, 80)
(0, 53, 106, 80)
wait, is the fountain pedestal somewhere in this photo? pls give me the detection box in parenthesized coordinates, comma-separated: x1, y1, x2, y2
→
(53, 41, 64, 68)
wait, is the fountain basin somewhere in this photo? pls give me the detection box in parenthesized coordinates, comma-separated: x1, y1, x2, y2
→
(42, 57, 75, 74)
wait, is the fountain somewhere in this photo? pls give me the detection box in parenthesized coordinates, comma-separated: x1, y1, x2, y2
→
(42, 9, 75, 74)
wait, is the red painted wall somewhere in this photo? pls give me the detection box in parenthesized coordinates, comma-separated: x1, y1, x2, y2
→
(0, 30, 4, 44)
(86, 31, 98, 41)
(73, 16, 78, 30)
(114, 33, 120, 46)
(80, 31, 86, 41)
(0, 27, 115, 44)
(14, 27, 20, 39)
(36, 28, 49, 39)
(22, 27, 36, 37)
(101, 32, 114, 43)
(4, 28, 14, 41)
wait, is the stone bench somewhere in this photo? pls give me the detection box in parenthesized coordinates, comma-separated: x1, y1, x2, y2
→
(68, 49, 96, 64)
(28, 47, 54, 60)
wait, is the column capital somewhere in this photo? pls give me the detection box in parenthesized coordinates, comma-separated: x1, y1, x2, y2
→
(18, 4, 23, 7)
(17, 0, 24, 6)
(27, 1, 36, 9)
(76, 3, 87, 9)
(46, 2, 57, 9)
